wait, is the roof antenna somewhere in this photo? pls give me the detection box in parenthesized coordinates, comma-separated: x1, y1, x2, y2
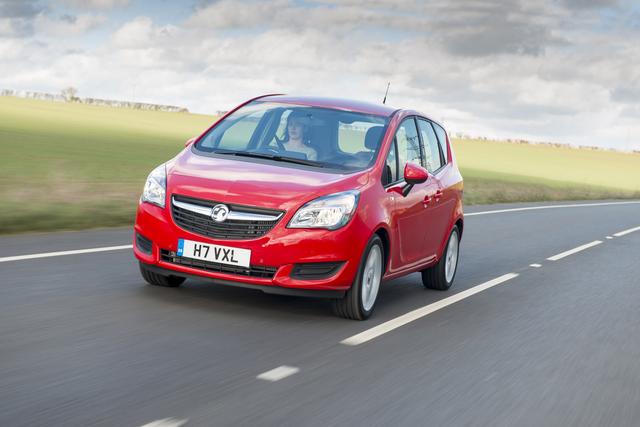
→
(382, 82, 390, 104)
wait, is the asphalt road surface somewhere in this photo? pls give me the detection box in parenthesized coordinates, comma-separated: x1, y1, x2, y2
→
(1, 200, 639, 427)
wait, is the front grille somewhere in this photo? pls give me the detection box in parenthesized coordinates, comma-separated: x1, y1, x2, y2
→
(160, 250, 277, 279)
(172, 195, 283, 240)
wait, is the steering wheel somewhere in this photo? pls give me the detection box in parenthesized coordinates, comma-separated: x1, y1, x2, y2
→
(261, 147, 282, 155)
(250, 146, 283, 156)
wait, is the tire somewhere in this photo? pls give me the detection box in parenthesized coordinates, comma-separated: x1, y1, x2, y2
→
(422, 226, 460, 291)
(139, 262, 186, 287)
(332, 235, 384, 320)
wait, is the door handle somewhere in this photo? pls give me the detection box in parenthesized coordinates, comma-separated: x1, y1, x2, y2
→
(423, 195, 432, 207)
(434, 190, 443, 202)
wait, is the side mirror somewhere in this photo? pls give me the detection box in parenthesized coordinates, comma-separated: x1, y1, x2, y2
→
(400, 163, 429, 196)
(185, 137, 196, 147)
(404, 163, 429, 185)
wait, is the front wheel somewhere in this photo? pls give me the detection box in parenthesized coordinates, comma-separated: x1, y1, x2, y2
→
(421, 226, 460, 291)
(332, 235, 384, 320)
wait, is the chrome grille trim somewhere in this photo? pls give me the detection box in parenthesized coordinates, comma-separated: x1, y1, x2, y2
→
(172, 197, 282, 222)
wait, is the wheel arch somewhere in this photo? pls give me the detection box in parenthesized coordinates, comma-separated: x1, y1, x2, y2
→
(373, 226, 391, 275)
(455, 216, 464, 239)
(436, 215, 464, 260)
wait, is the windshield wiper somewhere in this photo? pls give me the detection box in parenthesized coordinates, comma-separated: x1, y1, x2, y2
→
(214, 150, 325, 167)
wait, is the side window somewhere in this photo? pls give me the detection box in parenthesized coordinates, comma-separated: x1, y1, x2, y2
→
(432, 122, 449, 164)
(417, 119, 443, 172)
(383, 140, 397, 185)
(395, 118, 422, 174)
(338, 121, 379, 154)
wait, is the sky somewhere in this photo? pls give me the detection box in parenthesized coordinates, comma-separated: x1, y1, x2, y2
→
(1, 0, 639, 150)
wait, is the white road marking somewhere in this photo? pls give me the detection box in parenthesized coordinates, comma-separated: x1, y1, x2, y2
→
(257, 365, 300, 382)
(341, 273, 519, 346)
(530, 263, 542, 268)
(0, 245, 132, 263)
(606, 236, 614, 239)
(613, 226, 640, 237)
(139, 418, 188, 427)
(465, 200, 640, 217)
(547, 240, 602, 261)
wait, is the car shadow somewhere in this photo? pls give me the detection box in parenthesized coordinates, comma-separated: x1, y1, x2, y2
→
(136, 273, 451, 323)
(137, 277, 337, 321)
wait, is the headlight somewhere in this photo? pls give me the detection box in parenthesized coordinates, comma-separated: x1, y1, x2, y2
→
(141, 164, 166, 208)
(288, 190, 359, 230)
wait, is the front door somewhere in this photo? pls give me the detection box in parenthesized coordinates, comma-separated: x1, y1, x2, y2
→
(387, 117, 436, 268)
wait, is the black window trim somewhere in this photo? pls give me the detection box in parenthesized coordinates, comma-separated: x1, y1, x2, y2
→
(382, 137, 402, 188)
(411, 116, 426, 169)
(429, 120, 449, 167)
(416, 116, 447, 176)
(391, 136, 399, 186)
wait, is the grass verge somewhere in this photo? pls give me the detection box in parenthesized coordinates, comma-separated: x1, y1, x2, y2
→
(1, 96, 639, 234)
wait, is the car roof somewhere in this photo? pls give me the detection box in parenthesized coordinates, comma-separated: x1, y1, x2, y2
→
(258, 95, 399, 117)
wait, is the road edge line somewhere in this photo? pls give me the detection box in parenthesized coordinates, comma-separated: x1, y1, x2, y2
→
(0, 245, 133, 263)
(466, 201, 640, 217)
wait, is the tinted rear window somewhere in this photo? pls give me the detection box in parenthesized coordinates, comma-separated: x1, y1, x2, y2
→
(432, 122, 449, 163)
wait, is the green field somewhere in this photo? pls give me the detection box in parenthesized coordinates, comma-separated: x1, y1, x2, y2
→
(1, 96, 639, 233)
(0, 97, 214, 233)
(454, 138, 640, 204)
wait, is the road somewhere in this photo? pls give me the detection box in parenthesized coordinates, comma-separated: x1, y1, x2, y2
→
(1, 200, 639, 427)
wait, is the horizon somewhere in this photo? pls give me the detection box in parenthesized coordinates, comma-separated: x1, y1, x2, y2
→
(5, 87, 640, 154)
(1, 0, 639, 150)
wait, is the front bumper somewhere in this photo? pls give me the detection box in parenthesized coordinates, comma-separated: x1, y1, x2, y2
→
(133, 201, 369, 294)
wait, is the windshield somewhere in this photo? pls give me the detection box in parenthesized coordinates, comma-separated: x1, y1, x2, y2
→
(194, 101, 390, 171)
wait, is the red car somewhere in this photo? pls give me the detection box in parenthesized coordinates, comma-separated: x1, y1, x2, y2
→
(134, 95, 464, 320)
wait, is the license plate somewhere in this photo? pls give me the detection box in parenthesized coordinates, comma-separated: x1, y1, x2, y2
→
(177, 239, 251, 268)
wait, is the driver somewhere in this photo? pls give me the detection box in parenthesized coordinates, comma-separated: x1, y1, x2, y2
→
(280, 110, 318, 161)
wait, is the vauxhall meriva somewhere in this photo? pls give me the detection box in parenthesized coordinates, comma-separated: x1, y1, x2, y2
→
(133, 95, 464, 320)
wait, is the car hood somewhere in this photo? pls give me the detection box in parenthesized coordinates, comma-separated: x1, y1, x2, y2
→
(167, 150, 370, 212)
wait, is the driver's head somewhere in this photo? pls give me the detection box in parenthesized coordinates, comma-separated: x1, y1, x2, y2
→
(286, 110, 311, 142)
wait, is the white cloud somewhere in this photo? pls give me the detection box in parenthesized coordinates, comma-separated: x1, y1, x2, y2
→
(0, 0, 638, 150)
(0, 14, 36, 37)
(111, 16, 160, 48)
(34, 13, 106, 36)
(56, 0, 131, 10)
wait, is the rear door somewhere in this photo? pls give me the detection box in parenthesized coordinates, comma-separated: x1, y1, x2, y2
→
(431, 121, 459, 245)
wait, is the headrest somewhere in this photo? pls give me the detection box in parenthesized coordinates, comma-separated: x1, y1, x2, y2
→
(364, 126, 385, 150)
